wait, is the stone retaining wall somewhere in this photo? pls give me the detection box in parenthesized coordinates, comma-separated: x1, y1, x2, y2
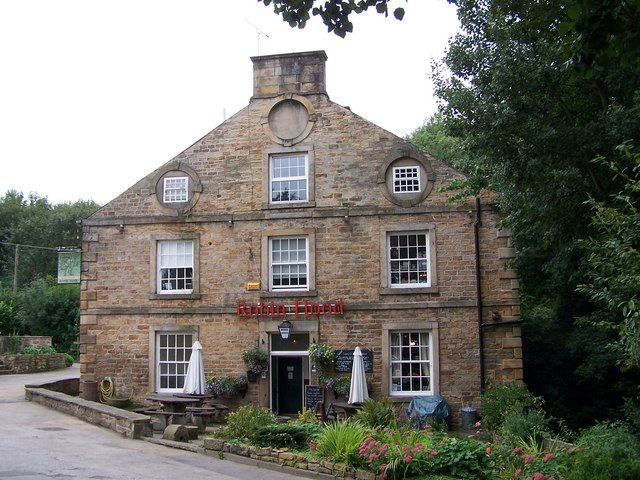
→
(2, 353, 66, 373)
(0, 335, 52, 353)
(25, 385, 152, 439)
(202, 438, 376, 480)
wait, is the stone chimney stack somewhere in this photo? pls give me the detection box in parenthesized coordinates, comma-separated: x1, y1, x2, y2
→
(251, 51, 328, 99)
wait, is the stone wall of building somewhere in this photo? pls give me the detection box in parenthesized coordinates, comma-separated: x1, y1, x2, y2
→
(80, 51, 522, 422)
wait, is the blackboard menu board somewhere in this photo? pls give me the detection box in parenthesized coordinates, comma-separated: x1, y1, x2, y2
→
(334, 349, 373, 373)
(305, 385, 324, 410)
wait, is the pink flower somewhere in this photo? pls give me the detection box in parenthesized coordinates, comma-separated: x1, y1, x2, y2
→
(543, 452, 555, 462)
(522, 454, 534, 464)
(512, 447, 523, 454)
(486, 447, 492, 455)
(429, 449, 438, 458)
(404, 454, 412, 463)
(514, 468, 522, 477)
(474, 421, 482, 428)
(534, 473, 544, 480)
(379, 464, 388, 471)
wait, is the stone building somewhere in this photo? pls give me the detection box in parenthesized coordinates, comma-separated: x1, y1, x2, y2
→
(79, 51, 522, 421)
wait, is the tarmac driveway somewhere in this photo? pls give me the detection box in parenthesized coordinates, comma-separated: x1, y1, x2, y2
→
(0, 365, 301, 480)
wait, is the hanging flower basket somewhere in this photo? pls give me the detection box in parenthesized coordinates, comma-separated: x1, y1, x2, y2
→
(242, 346, 269, 377)
(308, 343, 334, 382)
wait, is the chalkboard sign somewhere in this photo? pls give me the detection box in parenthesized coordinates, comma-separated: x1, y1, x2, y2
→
(305, 385, 324, 411)
(334, 349, 373, 373)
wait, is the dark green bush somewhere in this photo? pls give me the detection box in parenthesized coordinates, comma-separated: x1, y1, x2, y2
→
(64, 353, 75, 367)
(21, 345, 57, 355)
(213, 404, 276, 442)
(501, 408, 550, 448)
(254, 422, 322, 449)
(481, 383, 541, 432)
(354, 397, 397, 429)
(567, 422, 640, 480)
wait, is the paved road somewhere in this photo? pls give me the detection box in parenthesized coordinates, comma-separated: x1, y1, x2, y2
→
(0, 365, 301, 480)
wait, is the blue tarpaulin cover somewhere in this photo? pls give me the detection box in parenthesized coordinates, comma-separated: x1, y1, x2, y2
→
(405, 395, 451, 428)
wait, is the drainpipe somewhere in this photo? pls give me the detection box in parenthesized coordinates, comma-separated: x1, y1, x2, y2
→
(474, 197, 485, 394)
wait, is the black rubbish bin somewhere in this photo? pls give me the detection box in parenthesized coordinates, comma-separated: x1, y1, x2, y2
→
(81, 380, 98, 402)
(461, 406, 478, 430)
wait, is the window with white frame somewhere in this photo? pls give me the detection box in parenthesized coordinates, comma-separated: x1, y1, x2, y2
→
(390, 331, 432, 395)
(156, 332, 193, 392)
(270, 154, 308, 203)
(393, 166, 421, 193)
(163, 176, 189, 203)
(270, 236, 308, 291)
(388, 232, 430, 287)
(157, 240, 194, 293)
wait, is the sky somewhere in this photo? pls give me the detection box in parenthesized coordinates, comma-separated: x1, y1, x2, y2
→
(0, 0, 460, 206)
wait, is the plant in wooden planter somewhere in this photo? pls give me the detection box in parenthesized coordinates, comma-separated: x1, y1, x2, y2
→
(208, 375, 249, 398)
(242, 346, 268, 381)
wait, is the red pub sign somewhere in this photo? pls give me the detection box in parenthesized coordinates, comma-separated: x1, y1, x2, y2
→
(237, 298, 344, 317)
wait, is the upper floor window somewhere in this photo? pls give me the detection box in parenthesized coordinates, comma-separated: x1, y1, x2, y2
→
(163, 177, 189, 203)
(393, 166, 421, 193)
(388, 232, 430, 287)
(270, 154, 308, 203)
(390, 331, 432, 395)
(157, 240, 194, 294)
(270, 236, 308, 291)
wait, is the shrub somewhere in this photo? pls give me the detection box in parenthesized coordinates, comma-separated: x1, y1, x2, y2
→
(359, 425, 493, 480)
(567, 422, 640, 480)
(355, 397, 397, 429)
(214, 404, 276, 442)
(21, 345, 57, 355)
(297, 406, 320, 424)
(254, 422, 322, 449)
(481, 383, 541, 432)
(500, 408, 550, 449)
(64, 353, 75, 367)
(489, 440, 570, 480)
(315, 418, 368, 466)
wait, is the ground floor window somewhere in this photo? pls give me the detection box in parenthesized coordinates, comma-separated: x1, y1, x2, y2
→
(156, 332, 193, 392)
(389, 330, 433, 396)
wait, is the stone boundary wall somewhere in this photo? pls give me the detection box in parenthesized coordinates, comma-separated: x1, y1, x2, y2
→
(25, 385, 152, 439)
(202, 438, 376, 480)
(0, 335, 52, 352)
(1, 353, 66, 373)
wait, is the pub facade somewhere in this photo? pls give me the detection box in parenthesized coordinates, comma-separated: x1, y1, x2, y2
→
(79, 51, 522, 422)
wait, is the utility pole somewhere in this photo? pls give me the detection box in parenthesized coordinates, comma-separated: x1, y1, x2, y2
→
(13, 244, 18, 294)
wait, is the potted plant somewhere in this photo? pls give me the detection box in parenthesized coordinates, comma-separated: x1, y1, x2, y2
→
(325, 376, 351, 399)
(242, 346, 268, 382)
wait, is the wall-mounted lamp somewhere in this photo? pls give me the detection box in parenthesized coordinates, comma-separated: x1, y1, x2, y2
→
(117, 224, 125, 233)
(343, 215, 350, 223)
(227, 219, 233, 227)
(278, 318, 292, 340)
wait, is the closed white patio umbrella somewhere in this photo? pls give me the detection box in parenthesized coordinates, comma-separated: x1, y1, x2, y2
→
(348, 346, 369, 404)
(183, 341, 206, 395)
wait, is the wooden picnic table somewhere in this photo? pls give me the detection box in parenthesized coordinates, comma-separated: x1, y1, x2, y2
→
(332, 401, 363, 418)
(145, 393, 203, 413)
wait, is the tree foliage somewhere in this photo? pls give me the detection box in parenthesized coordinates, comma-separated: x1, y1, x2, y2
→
(578, 145, 640, 370)
(0, 191, 98, 289)
(430, 0, 640, 428)
(259, 0, 405, 37)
